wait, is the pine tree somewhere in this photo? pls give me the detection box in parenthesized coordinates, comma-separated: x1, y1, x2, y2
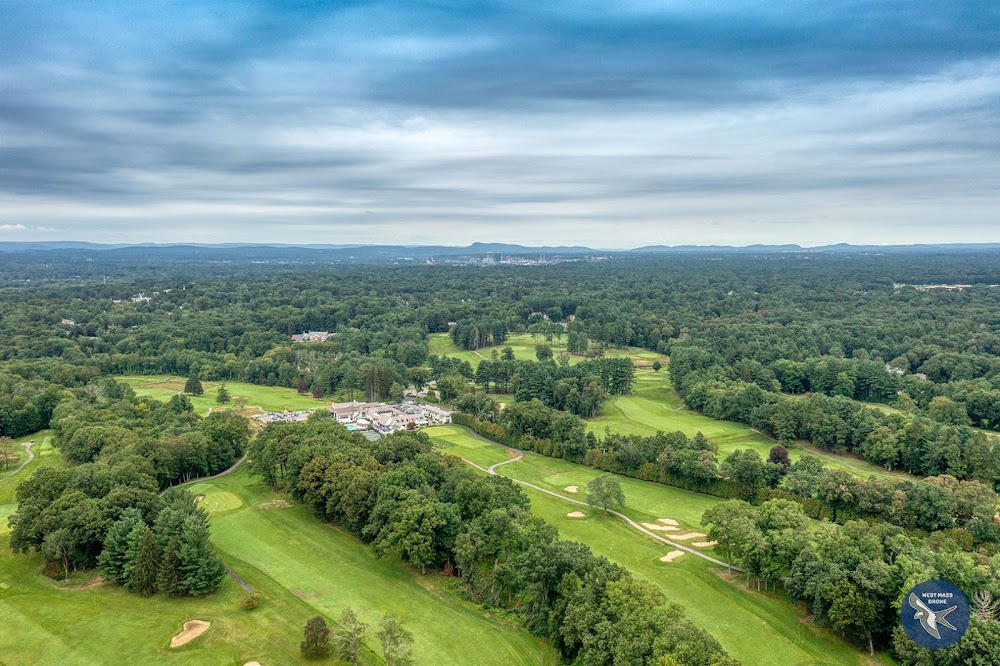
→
(177, 514, 226, 595)
(157, 536, 183, 596)
(216, 383, 231, 404)
(128, 524, 161, 596)
(98, 508, 143, 584)
(184, 373, 204, 396)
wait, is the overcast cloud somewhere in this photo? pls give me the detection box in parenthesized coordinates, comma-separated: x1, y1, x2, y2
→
(1, 1, 998, 247)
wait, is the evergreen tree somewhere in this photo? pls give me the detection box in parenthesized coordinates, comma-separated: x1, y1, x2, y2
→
(176, 514, 226, 595)
(98, 508, 144, 584)
(157, 536, 183, 596)
(128, 524, 160, 596)
(216, 383, 231, 404)
(301, 615, 331, 658)
(184, 373, 204, 396)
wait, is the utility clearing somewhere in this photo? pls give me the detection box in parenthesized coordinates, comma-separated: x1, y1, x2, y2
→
(169, 620, 211, 648)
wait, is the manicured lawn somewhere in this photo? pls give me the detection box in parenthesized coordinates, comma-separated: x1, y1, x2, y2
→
(432, 427, 878, 665)
(0, 432, 64, 506)
(427, 332, 668, 370)
(588, 369, 907, 480)
(205, 468, 558, 666)
(1, 430, 555, 666)
(426, 424, 515, 469)
(120, 376, 330, 416)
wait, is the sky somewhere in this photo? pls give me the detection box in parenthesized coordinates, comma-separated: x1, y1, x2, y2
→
(2, 1, 999, 248)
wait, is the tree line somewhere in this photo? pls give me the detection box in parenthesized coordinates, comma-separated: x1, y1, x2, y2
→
(248, 413, 740, 666)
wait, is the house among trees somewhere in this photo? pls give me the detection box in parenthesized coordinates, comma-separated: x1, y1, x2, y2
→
(291, 330, 332, 342)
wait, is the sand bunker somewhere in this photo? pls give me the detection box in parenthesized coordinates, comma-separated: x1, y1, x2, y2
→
(567, 511, 586, 518)
(657, 518, 679, 526)
(641, 522, 679, 532)
(243, 662, 262, 666)
(193, 495, 205, 503)
(672, 532, 707, 540)
(659, 551, 685, 562)
(258, 499, 293, 509)
(693, 541, 717, 548)
(170, 620, 211, 648)
(564, 485, 579, 493)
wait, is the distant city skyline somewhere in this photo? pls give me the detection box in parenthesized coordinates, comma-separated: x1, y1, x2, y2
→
(3, 2, 999, 246)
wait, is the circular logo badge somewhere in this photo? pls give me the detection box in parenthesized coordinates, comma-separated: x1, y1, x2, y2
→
(900, 580, 970, 649)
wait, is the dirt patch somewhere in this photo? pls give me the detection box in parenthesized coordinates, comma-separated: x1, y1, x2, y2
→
(657, 518, 679, 526)
(567, 511, 586, 518)
(659, 551, 685, 562)
(641, 522, 678, 532)
(58, 575, 107, 591)
(692, 541, 717, 548)
(497, 402, 507, 410)
(564, 485, 579, 493)
(672, 532, 706, 540)
(258, 499, 294, 510)
(170, 620, 211, 648)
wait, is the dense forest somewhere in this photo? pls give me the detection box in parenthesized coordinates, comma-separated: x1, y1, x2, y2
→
(3, 249, 1000, 664)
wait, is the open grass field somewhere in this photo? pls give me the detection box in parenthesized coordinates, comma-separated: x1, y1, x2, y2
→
(426, 426, 880, 666)
(427, 332, 668, 369)
(588, 368, 909, 481)
(120, 376, 331, 416)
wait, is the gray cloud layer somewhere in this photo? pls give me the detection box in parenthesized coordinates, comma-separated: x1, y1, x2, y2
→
(1, 1, 998, 246)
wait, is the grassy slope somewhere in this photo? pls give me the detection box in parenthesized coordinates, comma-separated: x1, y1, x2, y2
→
(0, 432, 555, 666)
(120, 375, 330, 416)
(427, 426, 877, 666)
(587, 369, 908, 481)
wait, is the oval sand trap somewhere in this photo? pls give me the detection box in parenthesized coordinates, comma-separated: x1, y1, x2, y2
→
(657, 518, 679, 526)
(567, 511, 586, 518)
(659, 551, 685, 562)
(170, 620, 211, 648)
(563, 485, 579, 493)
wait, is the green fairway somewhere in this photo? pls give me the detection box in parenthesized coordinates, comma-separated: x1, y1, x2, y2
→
(120, 376, 330, 416)
(431, 426, 878, 666)
(588, 369, 907, 480)
(0, 433, 64, 506)
(427, 332, 668, 370)
(204, 468, 558, 666)
(1, 431, 555, 666)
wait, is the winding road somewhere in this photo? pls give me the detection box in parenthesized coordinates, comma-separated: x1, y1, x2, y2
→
(458, 428, 737, 570)
(0, 440, 36, 485)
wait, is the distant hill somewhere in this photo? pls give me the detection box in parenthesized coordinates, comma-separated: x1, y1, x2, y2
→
(1, 241, 999, 259)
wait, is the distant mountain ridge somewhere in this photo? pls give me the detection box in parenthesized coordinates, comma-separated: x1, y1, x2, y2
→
(1, 241, 999, 257)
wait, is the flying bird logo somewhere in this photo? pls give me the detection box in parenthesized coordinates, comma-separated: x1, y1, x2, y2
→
(908, 593, 958, 640)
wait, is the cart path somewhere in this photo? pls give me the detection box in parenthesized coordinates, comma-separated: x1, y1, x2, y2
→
(0, 440, 36, 485)
(455, 427, 736, 570)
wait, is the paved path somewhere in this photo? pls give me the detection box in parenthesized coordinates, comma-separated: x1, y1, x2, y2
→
(0, 440, 36, 485)
(455, 426, 736, 570)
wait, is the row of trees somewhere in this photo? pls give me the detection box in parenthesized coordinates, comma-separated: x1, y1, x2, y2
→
(453, 411, 1000, 546)
(701, 499, 1000, 659)
(249, 414, 739, 666)
(671, 346, 1000, 487)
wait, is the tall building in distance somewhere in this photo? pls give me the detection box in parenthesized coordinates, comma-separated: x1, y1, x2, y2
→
(484, 251, 496, 264)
